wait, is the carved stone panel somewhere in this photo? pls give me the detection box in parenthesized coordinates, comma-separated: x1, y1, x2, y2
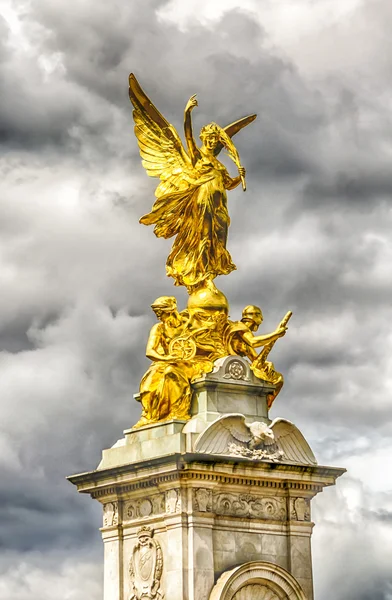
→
(129, 526, 164, 600)
(223, 359, 248, 381)
(213, 493, 286, 520)
(125, 494, 165, 522)
(291, 497, 310, 521)
(103, 501, 118, 527)
(165, 489, 180, 514)
(194, 488, 213, 512)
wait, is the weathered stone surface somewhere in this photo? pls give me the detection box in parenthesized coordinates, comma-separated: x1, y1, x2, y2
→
(191, 356, 273, 423)
(70, 453, 344, 600)
(69, 361, 345, 600)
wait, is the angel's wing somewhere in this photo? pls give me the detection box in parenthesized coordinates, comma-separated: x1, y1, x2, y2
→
(270, 418, 317, 465)
(214, 114, 257, 157)
(194, 414, 252, 455)
(129, 73, 193, 198)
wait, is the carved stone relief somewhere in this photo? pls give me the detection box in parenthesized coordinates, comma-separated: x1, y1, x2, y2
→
(291, 497, 310, 521)
(194, 488, 212, 512)
(103, 501, 118, 527)
(223, 359, 248, 381)
(125, 491, 181, 521)
(227, 443, 284, 461)
(129, 526, 164, 600)
(233, 584, 279, 600)
(126, 494, 165, 521)
(214, 493, 286, 520)
(165, 489, 180, 514)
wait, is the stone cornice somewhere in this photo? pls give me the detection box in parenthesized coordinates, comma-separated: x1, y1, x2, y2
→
(67, 452, 345, 499)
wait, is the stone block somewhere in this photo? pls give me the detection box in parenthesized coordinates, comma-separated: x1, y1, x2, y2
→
(69, 369, 345, 600)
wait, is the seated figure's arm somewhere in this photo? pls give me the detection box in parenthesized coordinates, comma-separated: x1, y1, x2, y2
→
(242, 327, 285, 349)
(146, 324, 170, 362)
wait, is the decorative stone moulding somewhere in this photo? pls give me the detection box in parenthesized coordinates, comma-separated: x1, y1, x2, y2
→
(209, 561, 307, 600)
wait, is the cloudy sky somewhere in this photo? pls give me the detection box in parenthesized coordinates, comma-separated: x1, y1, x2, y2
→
(1, 0, 391, 598)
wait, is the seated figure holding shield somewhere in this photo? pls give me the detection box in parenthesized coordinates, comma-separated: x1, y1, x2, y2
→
(134, 296, 215, 427)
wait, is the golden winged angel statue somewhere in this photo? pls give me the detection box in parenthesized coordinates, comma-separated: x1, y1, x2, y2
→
(129, 73, 256, 290)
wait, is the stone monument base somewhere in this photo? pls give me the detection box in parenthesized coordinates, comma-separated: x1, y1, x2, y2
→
(70, 450, 343, 600)
(69, 357, 345, 600)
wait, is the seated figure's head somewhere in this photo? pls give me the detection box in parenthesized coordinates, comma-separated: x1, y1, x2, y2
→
(151, 296, 177, 320)
(241, 305, 263, 330)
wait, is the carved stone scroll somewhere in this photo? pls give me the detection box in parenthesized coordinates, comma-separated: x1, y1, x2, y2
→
(213, 493, 286, 520)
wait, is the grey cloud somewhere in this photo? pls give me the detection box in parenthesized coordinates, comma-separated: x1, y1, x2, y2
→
(0, 553, 103, 600)
(0, 467, 100, 552)
(360, 508, 392, 525)
(1, 0, 392, 598)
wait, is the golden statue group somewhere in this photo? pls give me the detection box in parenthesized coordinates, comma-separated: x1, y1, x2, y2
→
(129, 74, 291, 428)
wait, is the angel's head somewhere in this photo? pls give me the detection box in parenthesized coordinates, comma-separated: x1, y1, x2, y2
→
(199, 122, 220, 151)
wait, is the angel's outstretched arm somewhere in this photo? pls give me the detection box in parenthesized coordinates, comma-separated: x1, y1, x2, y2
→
(184, 94, 200, 167)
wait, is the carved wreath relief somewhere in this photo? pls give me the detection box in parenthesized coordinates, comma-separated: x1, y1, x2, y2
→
(214, 493, 286, 520)
(223, 359, 248, 381)
(129, 526, 164, 600)
(126, 490, 181, 522)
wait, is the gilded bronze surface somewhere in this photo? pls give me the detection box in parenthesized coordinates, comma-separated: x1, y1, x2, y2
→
(129, 74, 291, 426)
(129, 74, 255, 290)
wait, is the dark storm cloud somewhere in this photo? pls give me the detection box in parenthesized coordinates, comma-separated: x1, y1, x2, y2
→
(2, 0, 326, 182)
(1, 0, 392, 599)
(0, 467, 100, 552)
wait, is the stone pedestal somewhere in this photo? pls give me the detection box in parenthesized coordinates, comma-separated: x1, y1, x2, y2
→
(190, 356, 273, 424)
(69, 356, 345, 600)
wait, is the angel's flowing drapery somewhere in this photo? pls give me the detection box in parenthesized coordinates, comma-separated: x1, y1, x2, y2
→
(140, 156, 237, 287)
(129, 73, 256, 290)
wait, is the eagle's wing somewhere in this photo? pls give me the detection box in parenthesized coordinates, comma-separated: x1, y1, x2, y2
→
(214, 114, 257, 156)
(129, 73, 193, 198)
(270, 418, 317, 465)
(194, 414, 252, 455)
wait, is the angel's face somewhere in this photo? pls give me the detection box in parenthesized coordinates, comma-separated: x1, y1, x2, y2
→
(203, 133, 219, 151)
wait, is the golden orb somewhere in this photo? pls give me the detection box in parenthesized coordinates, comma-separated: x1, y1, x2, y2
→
(187, 284, 229, 313)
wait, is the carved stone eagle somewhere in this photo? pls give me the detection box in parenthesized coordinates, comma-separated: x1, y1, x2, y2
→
(194, 413, 317, 465)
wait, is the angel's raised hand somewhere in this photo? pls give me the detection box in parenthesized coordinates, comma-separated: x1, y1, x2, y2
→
(185, 94, 198, 113)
